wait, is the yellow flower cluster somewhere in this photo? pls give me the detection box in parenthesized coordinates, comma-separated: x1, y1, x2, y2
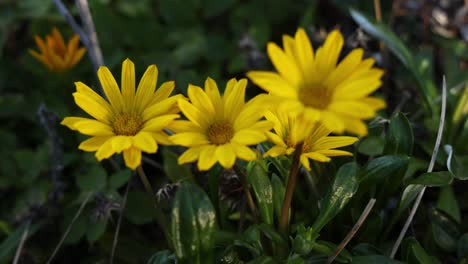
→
(61, 28, 384, 171)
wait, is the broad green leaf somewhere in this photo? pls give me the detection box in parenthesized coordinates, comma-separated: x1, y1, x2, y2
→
(312, 162, 359, 232)
(247, 160, 273, 225)
(0, 221, 43, 261)
(452, 84, 468, 125)
(351, 255, 403, 263)
(402, 237, 435, 264)
(125, 191, 156, 225)
(86, 218, 107, 243)
(350, 9, 434, 114)
(109, 169, 132, 189)
(457, 233, 468, 258)
(162, 148, 193, 182)
(76, 166, 107, 192)
(408, 171, 453, 187)
(357, 136, 385, 156)
(359, 155, 409, 185)
(64, 214, 88, 244)
(292, 224, 319, 255)
(171, 182, 216, 263)
(271, 173, 285, 222)
(448, 152, 468, 181)
(437, 186, 461, 223)
(429, 208, 460, 252)
(384, 113, 414, 156)
(352, 243, 383, 256)
(394, 184, 424, 220)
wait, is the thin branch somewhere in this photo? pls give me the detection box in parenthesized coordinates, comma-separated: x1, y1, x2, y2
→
(13, 221, 31, 264)
(110, 176, 132, 264)
(75, 0, 104, 70)
(327, 199, 376, 264)
(52, 0, 89, 45)
(46, 192, 93, 264)
(390, 76, 447, 258)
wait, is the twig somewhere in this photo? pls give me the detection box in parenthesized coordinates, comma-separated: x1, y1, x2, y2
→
(233, 165, 258, 223)
(75, 0, 104, 70)
(52, 0, 89, 45)
(390, 76, 447, 258)
(110, 175, 132, 264)
(13, 221, 31, 264)
(46, 192, 93, 264)
(142, 156, 164, 171)
(327, 199, 376, 264)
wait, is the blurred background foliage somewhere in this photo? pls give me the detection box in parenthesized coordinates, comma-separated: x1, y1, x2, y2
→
(0, 0, 467, 263)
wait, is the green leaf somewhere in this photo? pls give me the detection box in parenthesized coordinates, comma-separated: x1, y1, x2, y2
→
(311, 240, 352, 263)
(384, 113, 414, 156)
(171, 182, 217, 263)
(125, 191, 156, 225)
(0, 221, 43, 261)
(409, 171, 453, 187)
(357, 136, 385, 156)
(202, 0, 237, 18)
(436, 186, 461, 223)
(109, 169, 132, 189)
(395, 184, 424, 218)
(359, 155, 409, 186)
(429, 207, 460, 252)
(312, 162, 359, 232)
(247, 160, 273, 225)
(350, 9, 434, 114)
(271, 173, 285, 222)
(64, 214, 88, 244)
(351, 255, 403, 263)
(162, 148, 193, 182)
(447, 149, 468, 180)
(457, 233, 468, 258)
(86, 218, 107, 243)
(76, 166, 107, 192)
(401, 237, 434, 264)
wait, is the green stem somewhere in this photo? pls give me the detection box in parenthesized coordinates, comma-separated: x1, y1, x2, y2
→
(136, 165, 172, 249)
(233, 164, 258, 223)
(279, 142, 304, 236)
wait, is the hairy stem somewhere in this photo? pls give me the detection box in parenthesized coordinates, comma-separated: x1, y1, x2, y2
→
(279, 142, 304, 235)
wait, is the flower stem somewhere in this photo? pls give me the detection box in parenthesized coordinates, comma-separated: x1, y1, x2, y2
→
(233, 164, 258, 223)
(279, 142, 304, 236)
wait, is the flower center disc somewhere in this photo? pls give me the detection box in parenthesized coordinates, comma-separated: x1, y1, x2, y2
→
(298, 85, 331, 110)
(207, 121, 234, 145)
(112, 112, 143, 136)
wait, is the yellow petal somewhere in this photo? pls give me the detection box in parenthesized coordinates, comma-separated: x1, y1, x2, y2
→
(198, 145, 218, 171)
(150, 131, 173, 145)
(303, 151, 331, 162)
(142, 96, 180, 121)
(135, 65, 158, 113)
(188, 84, 216, 116)
(133, 131, 158, 153)
(167, 120, 203, 133)
(178, 99, 210, 128)
(361, 97, 386, 111)
(300, 155, 311, 171)
(232, 130, 266, 145)
(267, 42, 302, 87)
(178, 146, 203, 164)
(98, 66, 124, 112)
(341, 117, 368, 136)
(232, 143, 257, 161)
(223, 78, 247, 122)
(313, 136, 358, 150)
(294, 28, 316, 83)
(314, 30, 344, 80)
(216, 144, 236, 168)
(75, 82, 112, 116)
(95, 138, 116, 161)
(73, 92, 111, 123)
(78, 136, 111, 151)
(324, 48, 363, 89)
(170, 132, 210, 147)
(320, 111, 345, 134)
(264, 145, 288, 157)
(70, 48, 86, 66)
(204, 77, 222, 115)
(151, 81, 175, 104)
(328, 101, 376, 119)
(317, 149, 353, 157)
(266, 131, 287, 147)
(111, 135, 132, 153)
(142, 114, 180, 131)
(333, 78, 383, 100)
(123, 147, 142, 170)
(247, 71, 298, 98)
(63, 117, 114, 136)
(121, 59, 135, 111)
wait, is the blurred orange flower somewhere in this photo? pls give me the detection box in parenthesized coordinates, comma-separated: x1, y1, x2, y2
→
(29, 27, 86, 72)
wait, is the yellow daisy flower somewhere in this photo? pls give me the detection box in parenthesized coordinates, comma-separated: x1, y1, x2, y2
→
(169, 78, 273, 171)
(29, 27, 86, 72)
(264, 109, 358, 171)
(62, 59, 182, 169)
(247, 28, 386, 136)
